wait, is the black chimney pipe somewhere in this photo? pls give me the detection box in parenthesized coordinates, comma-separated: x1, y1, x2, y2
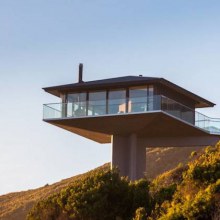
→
(78, 63, 83, 83)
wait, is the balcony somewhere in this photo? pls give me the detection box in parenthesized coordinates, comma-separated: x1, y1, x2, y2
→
(43, 95, 220, 135)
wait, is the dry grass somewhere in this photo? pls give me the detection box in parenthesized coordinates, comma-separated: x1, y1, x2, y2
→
(145, 146, 204, 180)
(0, 164, 109, 220)
(0, 147, 204, 220)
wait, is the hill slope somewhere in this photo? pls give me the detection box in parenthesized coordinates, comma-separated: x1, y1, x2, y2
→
(0, 146, 204, 220)
(145, 146, 204, 179)
(26, 143, 220, 220)
(0, 164, 109, 220)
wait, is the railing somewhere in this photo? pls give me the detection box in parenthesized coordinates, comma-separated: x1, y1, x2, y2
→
(43, 95, 220, 135)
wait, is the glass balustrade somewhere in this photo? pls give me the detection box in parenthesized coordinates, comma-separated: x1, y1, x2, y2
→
(43, 95, 220, 135)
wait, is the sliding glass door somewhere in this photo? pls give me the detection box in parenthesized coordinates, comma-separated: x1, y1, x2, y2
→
(108, 90, 126, 114)
(67, 93, 87, 117)
(129, 86, 154, 113)
(88, 91, 106, 116)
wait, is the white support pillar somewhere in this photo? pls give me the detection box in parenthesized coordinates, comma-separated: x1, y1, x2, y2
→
(111, 134, 146, 180)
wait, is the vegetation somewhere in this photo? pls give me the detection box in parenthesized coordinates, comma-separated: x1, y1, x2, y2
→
(27, 143, 220, 220)
(190, 151, 197, 158)
(133, 207, 147, 220)
(0, 147, 203, 220)
(149, 142, 220, 220)
(27, 168, 151, 220)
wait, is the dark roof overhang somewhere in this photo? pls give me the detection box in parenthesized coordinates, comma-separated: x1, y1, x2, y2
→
(43, 76, 215, 108)
(158, 78, 215, 108)
(43, 76, 159, 100)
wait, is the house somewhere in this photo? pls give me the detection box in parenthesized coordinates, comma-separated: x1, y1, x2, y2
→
(43, 64, 220, 180)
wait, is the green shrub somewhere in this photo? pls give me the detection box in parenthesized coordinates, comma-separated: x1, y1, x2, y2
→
(130, 179, 151, 214)
(27, 143, 220, 220)
(153, 184, 176, 205)
(27, 195, 61, 220)
(27, 168, 151, 220)
(133, 207, 146, 220)
(213, 179, 220, 193)
(186, 144, 220, 184)
(157, 144, 220, 220)
(190, 151, 197, 158)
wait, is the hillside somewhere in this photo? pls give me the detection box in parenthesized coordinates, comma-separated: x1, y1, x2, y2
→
(0, 164, 109, 220)
(145, 146, 204, 179)
(0, 146, 204, 220)
(26, 143, 220, 220)
(150, 144, 220, 220)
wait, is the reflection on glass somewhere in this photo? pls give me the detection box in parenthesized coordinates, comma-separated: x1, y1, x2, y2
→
(108, 90, 126, 114)
(148, 86, 154, 111)
(67, 93, 87, 117)
(43, 103, 62, 119)
(88, 91, 106, 116)
(161, 96, 194, 124)
(43, 93, 220, 135)
(129, 87, 148, 113)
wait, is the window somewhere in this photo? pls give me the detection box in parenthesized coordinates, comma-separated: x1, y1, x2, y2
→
(108, 90, 126, 114)
(88, 91, 106, 116)
(148, 85, 154, 111)
(67, 93, 86, 103)
(64, 86, 155, 117)
(129, 86, 154, 112)
(67, 93, 87, 117)
(129, 87, 148, 113)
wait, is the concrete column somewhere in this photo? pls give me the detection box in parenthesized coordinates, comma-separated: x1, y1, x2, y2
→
(136, 138, 147, 180)
(111, 134, 146, 180)
(111, 135, 129, 177)
(129, 134, 137, 180)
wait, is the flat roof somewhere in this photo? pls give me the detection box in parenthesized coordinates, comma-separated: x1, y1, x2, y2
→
(43, 75, 215, 108)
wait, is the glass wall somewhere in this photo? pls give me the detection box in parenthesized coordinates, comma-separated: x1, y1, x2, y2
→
(148, 85, 154, 110)
(129, 86, 154, 113)
(53, 85, 197, 126)
(129, 87, 148, 113)
(88, 91, 106, 116)
(64, 86, 155, 116)
(108, 90, 126, 114)
(64, 87, 155, 116)
(161, 96, 194, 124)
(67, 93, 87, 117)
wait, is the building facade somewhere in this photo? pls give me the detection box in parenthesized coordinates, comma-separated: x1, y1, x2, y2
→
(43, 64, 220, 180)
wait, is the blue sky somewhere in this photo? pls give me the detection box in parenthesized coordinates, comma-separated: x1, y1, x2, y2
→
(0, 0, 220, 195)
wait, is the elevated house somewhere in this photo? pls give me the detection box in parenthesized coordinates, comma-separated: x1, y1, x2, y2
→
(43, 64, 220, 180)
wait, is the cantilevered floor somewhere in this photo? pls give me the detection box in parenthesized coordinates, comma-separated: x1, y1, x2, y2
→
(44, 111, 220, 146)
